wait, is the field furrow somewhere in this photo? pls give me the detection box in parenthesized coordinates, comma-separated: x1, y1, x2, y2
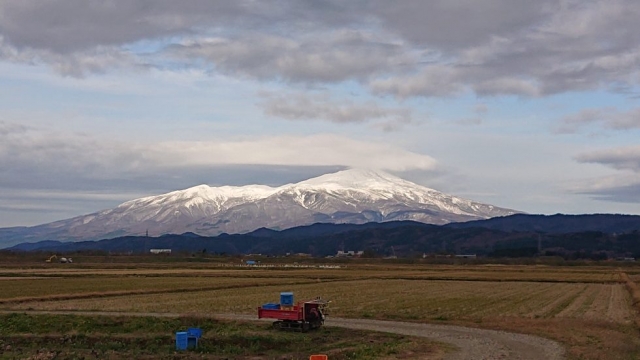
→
(604, 285, 633, 323)
(7, 279, 632, 325)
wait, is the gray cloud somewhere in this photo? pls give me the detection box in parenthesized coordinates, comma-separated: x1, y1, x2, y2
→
(456, 118, 483, 126)
(558, 108, 606, 133)
(168, 31, 413, 83)
(48, 47, 141, 77)
(0, 36, 142, 77)
(579, 182, 640, 203)
(558, 107, 640, 133)
(572, 146, 640, 203)
(370, 65, 466, 97)
(569, 173, 640, 204)
(0, 121, 29, 135)
(2, 1, 640, 97)
(260, 91, 412, 129)
(369, 0, 556, 50)
(474, 103, 489, 115)
(372, 0, 640, 98)
(0, 1, 266, 53)
(0, 1, 368, 54)
(575, 146, 640, 172)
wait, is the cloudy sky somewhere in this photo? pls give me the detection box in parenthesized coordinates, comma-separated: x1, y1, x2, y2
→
(2, 0, 640, 227)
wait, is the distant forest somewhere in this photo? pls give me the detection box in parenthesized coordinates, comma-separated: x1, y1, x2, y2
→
(9, 214, 640, 260)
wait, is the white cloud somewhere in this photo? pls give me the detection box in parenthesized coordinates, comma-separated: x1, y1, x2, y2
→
(0, 121, 436, 186)
(152, 134, 435, 171)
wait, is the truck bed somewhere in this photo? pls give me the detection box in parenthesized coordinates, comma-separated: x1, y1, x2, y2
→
(257, 305, 303, 321)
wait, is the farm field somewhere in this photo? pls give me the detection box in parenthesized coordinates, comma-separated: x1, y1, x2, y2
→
(1, 256, 639, 359)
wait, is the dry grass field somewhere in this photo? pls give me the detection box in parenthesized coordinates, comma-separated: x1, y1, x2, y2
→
(1, 256, 639, 359)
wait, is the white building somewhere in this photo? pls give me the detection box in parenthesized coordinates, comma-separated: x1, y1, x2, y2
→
(150, 249, 171, 254)
(336, 250, 364, 257)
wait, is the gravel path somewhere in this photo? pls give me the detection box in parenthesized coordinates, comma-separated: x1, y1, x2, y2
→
(2, 310, 565, 360)
(326, 317, 564, 360)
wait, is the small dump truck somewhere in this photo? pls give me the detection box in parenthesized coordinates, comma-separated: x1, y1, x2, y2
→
(258, 292, 328, 332)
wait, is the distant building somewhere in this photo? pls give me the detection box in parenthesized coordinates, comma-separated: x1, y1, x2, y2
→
(150, 249, 171, 254)
(336, 250, 364, 257)
(455, 254, 477, 259)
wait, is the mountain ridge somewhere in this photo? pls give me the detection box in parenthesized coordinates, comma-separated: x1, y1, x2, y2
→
(0, 168, 518, 248)
(9, 215, 640, 259)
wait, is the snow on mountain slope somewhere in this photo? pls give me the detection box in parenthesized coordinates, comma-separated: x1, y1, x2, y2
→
(0, 169, 519, 246)
(295, 168, 418, 190)
(275, 169, 502, 219)
(113, 184, 276, 221)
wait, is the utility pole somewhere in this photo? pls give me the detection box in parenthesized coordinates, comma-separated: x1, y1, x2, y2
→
(537, 234, 542, 254)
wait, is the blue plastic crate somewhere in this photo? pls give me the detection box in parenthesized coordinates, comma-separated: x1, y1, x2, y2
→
(280, 292, 294, 306)
(262, 303, 280, 309)
(187, 336, 198, 349)
(187, 327, 202, 339)
(175, 331, 188, 351)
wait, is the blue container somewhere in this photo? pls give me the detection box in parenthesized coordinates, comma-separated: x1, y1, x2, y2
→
(187, 336, 198, 349)
(175, 331, 188, 351)
(262, 303, 280, 309)
(280, 292, 294, 306)
(187, 327, 202, 339)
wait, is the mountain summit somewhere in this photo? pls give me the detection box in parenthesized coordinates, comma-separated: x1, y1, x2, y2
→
(0, 169, 518, 247)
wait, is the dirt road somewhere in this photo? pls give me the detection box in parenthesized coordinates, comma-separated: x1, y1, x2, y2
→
(326, 317, 564, 360)
(2, 310, 564, 360)
(218, 314, 564, 360)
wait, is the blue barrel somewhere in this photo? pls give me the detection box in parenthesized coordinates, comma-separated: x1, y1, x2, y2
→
(280, 292, 294, 306)
(175, 331, 188, 351)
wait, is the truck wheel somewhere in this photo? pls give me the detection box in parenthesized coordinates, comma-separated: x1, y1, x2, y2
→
(301, 322, 310, 332)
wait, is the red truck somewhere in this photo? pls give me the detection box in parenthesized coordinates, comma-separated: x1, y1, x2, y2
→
(258, 298, 328, 332)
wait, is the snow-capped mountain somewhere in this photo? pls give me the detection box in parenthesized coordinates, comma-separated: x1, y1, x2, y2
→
(0, 169, 519, 247)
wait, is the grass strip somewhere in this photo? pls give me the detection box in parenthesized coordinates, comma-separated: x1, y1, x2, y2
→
(0, 313, 441, 360)
(0, 278, 335, 305)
